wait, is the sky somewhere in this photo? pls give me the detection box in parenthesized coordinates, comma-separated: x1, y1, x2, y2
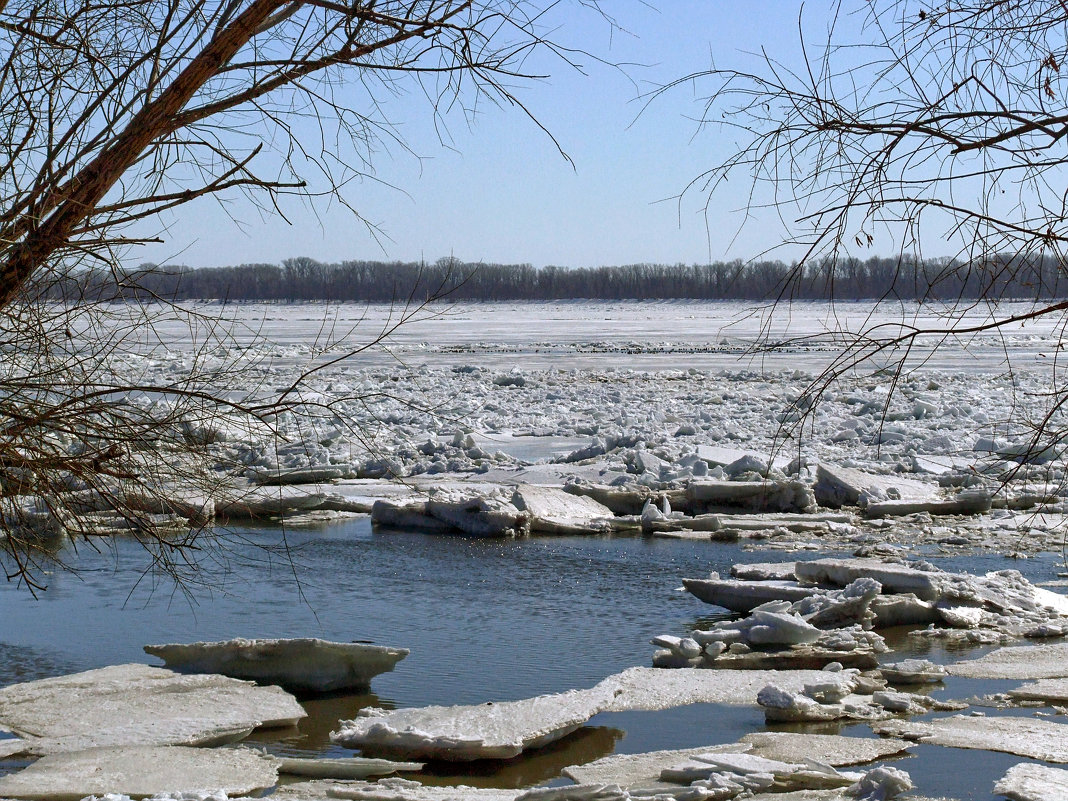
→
(135, 2, 817, 270)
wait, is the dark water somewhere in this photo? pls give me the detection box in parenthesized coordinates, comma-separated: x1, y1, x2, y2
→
(2, 520, 1066, 797)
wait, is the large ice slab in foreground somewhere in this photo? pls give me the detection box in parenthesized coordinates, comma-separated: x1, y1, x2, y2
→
(0, 663, 305, 754)
(994, 762, 1068, 801)
(0, 744, 279, 801)
(332, 667, 830, 761)
(876, 714, 1068, 761)
(144, 637, 408, 693)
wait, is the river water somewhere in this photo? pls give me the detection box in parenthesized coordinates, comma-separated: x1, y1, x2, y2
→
(2, 518, 1065, 798)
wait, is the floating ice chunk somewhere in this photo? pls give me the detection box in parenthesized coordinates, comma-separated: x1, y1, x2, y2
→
(0, 664, 305, 755)
(1007, 677, 1068, 704)
(994, 762, 1068, 801)
(880, 659, 947, 685)
(511, 485, 614, 534)
(745, 610, 822, 645)
(144, 637, 408, 693)
(331, 685, 616, 761)
(757, 684, 842, 722)
(846, 766, 913, 800)
(0, 745, 278, 801)
(876, 714, 1068, 761)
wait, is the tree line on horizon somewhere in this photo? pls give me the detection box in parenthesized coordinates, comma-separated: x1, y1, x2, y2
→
(60, 253, 1068, 304)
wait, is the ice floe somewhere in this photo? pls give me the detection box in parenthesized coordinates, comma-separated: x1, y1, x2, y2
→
(0, 745, 278, 801)
(331, 667, 834, 761)
(993, 762, 1068, 801)
(143, 637, 408, 693)
(0, 664, 305, 754)
(875, 714, 1068, 761)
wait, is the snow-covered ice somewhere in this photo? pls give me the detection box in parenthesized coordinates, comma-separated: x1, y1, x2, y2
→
(0, 745, 278, 801)
(0, 664, 305, 755)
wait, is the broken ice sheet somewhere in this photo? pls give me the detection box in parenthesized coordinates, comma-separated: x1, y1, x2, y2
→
(0, 664, 305, 755)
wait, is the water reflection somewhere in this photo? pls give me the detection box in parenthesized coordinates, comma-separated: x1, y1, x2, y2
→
(409, 727, 624, 789)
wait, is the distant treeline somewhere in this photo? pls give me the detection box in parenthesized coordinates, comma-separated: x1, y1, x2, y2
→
(55, 254, 1068, 302)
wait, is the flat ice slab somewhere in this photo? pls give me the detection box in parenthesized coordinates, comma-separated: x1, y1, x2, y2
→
(876, 714, 1068, 761)
(332, 685, 618, 761)
(0, 745, 278, 801)
(144, 637, 408, 693)
(949, 642, 1068, 679)
(814, 464, 937, 508)
(333, 667, 831, 761)
(994, 762, 1068, 801)
(512, 485, 614, 534)
(0, 663, 305, 754)
(266, 777, 519, 801)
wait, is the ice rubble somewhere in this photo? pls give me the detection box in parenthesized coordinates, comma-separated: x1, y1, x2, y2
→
(562, 733, 911, 787)
(143, 637, 408, 693)
(673, 558, 1068, 653)
(0, 745, 279, 801)
(0, 663, 305, 755)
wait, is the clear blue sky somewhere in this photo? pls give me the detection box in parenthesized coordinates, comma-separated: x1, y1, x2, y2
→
(137, 2, 816, 269)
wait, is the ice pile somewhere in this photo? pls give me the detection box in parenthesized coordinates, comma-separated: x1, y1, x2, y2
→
(755, 669, 963, 724)
(674, 557, 1068, 646)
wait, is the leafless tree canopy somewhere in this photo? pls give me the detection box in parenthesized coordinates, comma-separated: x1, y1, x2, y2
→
(0, 0, 603, 589)
(676, 0, 1068, 456)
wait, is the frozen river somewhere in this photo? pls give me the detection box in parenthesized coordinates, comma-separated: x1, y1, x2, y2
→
(6, 299, 1068, 799)
(128, 298, 1068, 372)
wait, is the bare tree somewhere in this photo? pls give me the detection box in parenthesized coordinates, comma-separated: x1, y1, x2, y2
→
(671, 0, 1068, 467)
(0, 0, 608, 590)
